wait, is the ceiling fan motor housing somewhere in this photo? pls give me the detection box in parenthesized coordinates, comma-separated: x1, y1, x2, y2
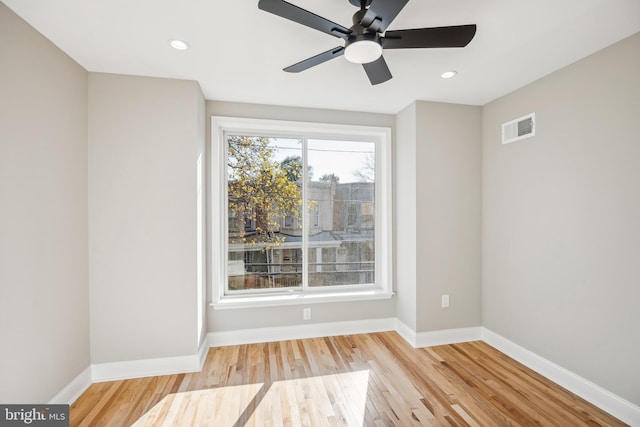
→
(351, 7, 381, 34)
(348, 0, 373, 8)
(346, 32, 381, 48)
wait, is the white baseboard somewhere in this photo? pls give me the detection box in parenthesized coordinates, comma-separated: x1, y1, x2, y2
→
(92, 353, 202, 383)
(208, 317, 397, 347)
(395, 319, 417, 347)
(197, 337, 209, 371)
(48, 366, 92, 405)
(481, 327, 640, 426)
(415, 326, 482, 348)
(395, 321, 481, 348)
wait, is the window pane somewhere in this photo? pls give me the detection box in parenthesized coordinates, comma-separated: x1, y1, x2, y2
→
(227, 136, 303, 290)
(307, 139, 375, 287)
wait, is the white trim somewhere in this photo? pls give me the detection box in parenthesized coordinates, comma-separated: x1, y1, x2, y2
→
(211, 116, 393, 306)
(91, 353, 202, 383)
(415, 326, 482, 348)
(48, 366, 92, 405)
(394, 322, 482, 348)
(395, 319, 417, 347)
(207, 317, 397, 347)
(197, 337, 209, 371)
(481, 328, 640, 426)
(211, 116, 226, 305)
(212, 290, 393, 310)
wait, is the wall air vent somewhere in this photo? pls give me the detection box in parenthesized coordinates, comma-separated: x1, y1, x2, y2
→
(502, 113, 535, 144)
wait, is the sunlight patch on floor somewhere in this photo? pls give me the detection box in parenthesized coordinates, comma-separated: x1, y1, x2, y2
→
(132, 370, 370, 426)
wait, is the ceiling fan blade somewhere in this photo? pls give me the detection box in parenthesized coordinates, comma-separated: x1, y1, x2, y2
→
(361, 0, 409, 33)
(258, 0, 351, 39)
(362, 56, 392, 85)
(284, 47, 345, 73)
(382, 25, 477, 49)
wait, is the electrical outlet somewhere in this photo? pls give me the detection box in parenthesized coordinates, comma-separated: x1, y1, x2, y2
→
(441, 295, 450, 308)
(303, 307, 311, 320)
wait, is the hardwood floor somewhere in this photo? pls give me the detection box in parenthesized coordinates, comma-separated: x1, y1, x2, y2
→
(70, 332, 626, 426)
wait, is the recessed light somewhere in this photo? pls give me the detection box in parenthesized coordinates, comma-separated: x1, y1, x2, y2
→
(441, 70, 457, 79)
(169, 39, 190, 51)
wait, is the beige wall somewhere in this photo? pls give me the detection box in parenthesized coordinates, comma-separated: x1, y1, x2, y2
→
(0, 3, 89, 402)
(415, 101, 483, 332)
(395, 101, 482, 334)
(205, 101, 396, 332)
(394, 102, 417, 330)
(482, 32, 640, 405)
(88, 73, 205, 363)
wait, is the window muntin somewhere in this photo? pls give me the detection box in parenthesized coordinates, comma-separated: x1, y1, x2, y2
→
(212, 117, 392, 306)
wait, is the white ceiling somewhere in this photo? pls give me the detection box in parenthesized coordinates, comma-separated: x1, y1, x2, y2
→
(4, 0, 640, 114)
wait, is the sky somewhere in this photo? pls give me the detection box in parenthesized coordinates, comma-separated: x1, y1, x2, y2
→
(271, 138, 375, 184)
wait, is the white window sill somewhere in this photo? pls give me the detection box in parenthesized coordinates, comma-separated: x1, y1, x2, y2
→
(211, 290, 394, 310)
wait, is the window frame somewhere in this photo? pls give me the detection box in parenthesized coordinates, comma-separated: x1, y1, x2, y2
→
(211, 116, 393, 309)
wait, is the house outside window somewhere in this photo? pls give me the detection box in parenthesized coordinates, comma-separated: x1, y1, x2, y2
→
(312, 203, 319, 227)
(283, 215, 293, 228)
(211, 117, 392, 308)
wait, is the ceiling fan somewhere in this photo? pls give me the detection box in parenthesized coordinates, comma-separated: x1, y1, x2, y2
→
(258, 0, 477, 85)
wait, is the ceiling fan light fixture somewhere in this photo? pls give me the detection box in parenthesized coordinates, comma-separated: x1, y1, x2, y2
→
(344, 39, 382, 64)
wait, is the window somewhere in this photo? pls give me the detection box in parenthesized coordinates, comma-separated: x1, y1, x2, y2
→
(311, 203, 319, 227)
(211, 117, 392, 308)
